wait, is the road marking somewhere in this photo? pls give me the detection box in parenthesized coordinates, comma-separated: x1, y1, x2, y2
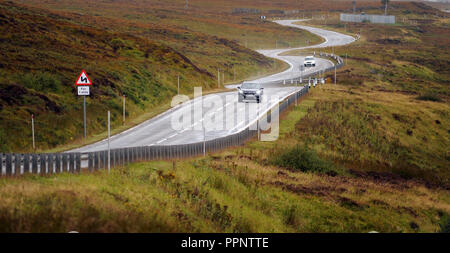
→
(157, 138, 167, 144)
(168, 133, 178, 139)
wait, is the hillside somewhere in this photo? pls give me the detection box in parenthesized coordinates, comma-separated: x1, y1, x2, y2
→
(0, 1, 290, 152)
(0, 0, 448, 233)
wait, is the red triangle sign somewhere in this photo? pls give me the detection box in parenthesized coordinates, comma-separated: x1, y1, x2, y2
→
(75, 70, 92, 86)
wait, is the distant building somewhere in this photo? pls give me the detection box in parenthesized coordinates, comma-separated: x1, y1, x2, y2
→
(340, 13, 395, 24)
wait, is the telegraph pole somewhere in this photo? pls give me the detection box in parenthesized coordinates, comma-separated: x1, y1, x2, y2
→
(123, 95, 126, 125)
(203, 121, 206, 157)
(31, 114, 35, 151)
(107, 111, 111, 174)
(335, 65, 337, 85)
(218, 69, 220, 88)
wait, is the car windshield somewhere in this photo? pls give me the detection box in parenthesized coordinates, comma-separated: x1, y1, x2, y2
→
(305, 57, 314, 60)
(241, 83, 260, 89)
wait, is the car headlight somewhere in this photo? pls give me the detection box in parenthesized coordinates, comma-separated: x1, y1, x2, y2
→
(256, 90, 262, 95)
(238, 90, 243, 94)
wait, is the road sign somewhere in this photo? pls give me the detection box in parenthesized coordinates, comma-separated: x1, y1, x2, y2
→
(75, 70, 92, 86)
(77, 86, 90, 96)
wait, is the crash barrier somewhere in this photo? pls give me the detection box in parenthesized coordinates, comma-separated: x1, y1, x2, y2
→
(0, 153, 81, 176)
(340, 13, 395, 24)
(0, 86, 309, 176)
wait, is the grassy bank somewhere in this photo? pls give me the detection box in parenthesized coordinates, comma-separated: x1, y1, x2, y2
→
(0, 96, 448, 233)
(283, 4, 449, 187)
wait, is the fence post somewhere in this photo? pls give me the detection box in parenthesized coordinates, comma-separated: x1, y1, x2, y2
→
(94, 152, 100, 170)
(14, 154, 21, 175)
(31, 154, 38, 174)
(23, 154, 30, 174)
(62, 154, 68, 173)
(47, 153, 54, 174)
(54, 154, 60, 173)
(39, 154, 45, 174)
(68, 153, 74, 173)
(128, 147, 132, 163)
(99, 151, 104, 169)
(88, 153, 93, 172)
(5, 154, 12, 176)
(0, 153, 2, 176)
(103, 151, 108, 169)
(149, 147, 154, 160)
(111, 150, 116, 168)
(76, 153, 81, 173)
(120, 149, 124, 166)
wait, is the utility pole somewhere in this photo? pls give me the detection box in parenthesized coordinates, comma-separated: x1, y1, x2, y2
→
(123, 95, 126, 125)
(31, 114, 35, 151)
(218, 69, 220, 88)
(295, 77, 298, 106)
(83, 96, 87, 139)
(257, 106, 260, 141)
(335, 65, 337, 85)
(108, 111, 111, 174)
(384, 0, 388, 16)
(203, 118, 206, 157)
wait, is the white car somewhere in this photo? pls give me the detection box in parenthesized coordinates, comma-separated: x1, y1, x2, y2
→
(304, 56, 316, 67)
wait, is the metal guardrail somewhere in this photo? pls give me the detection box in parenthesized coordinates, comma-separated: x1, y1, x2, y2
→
(0, 85, 311, 177)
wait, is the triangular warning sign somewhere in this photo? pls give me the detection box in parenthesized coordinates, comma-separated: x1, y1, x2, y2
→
(75, 70, 92, 86)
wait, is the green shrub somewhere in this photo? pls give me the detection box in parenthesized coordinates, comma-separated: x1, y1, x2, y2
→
(270, 145, 336, 175)
(440, 213, 450, 233)
(416, 92, 442, 102)
(19, 72, 61, 93)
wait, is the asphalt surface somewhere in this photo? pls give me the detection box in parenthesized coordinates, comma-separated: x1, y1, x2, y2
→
(71, 20, 355, 153)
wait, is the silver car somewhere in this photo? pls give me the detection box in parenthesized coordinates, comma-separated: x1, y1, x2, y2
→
(238, 82, 264, 103)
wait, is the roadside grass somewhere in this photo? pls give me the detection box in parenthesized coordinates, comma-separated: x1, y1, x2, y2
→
(0, 96, 448, 232)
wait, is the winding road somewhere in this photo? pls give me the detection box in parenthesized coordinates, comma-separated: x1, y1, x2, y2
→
(71, 20, 355, 153)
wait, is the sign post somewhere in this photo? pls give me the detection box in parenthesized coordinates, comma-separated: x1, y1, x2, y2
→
(83, 96, 86, 138)
(75, 70, 93, 139)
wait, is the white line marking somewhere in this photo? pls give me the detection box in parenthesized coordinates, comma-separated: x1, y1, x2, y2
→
(157, 138, 167, 144)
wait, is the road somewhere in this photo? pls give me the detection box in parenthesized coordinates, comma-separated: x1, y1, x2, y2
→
(71, 20, 355, 153)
